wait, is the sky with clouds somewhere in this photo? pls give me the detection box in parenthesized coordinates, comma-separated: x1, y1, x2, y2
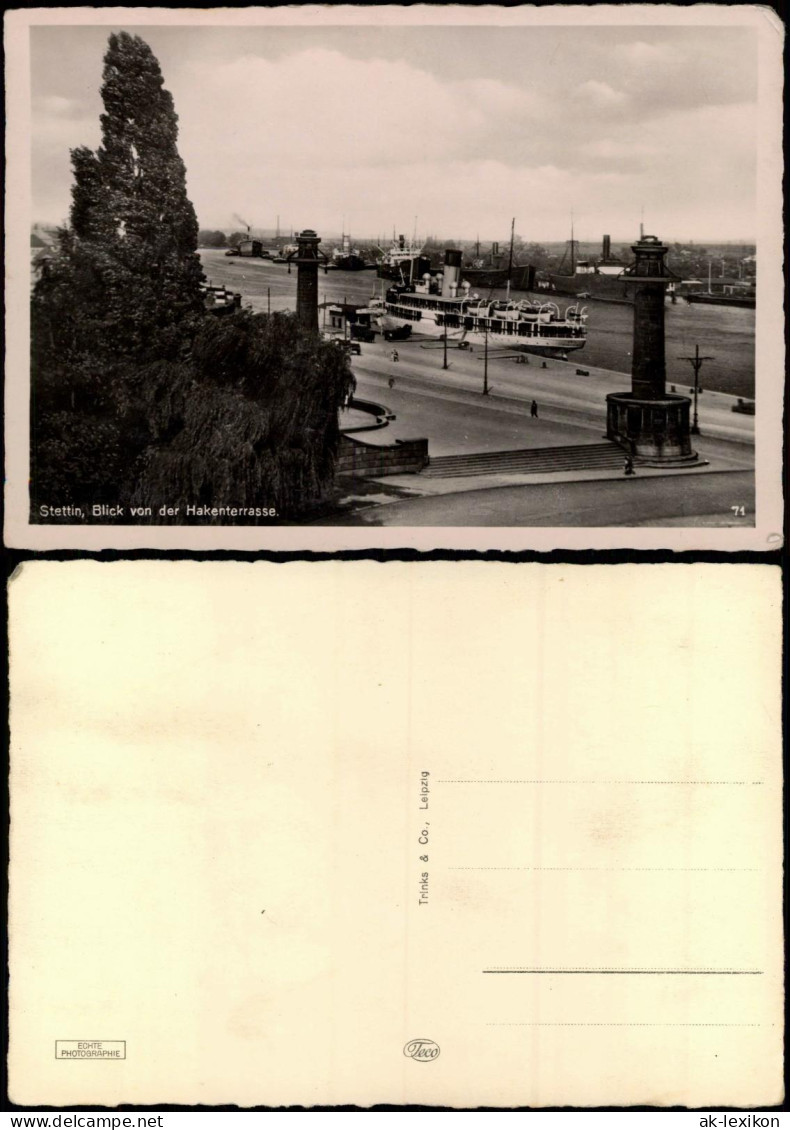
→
(31, 22, 758, 242)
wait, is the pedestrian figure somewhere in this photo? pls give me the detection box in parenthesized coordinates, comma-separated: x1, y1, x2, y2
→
(624, 456, 635, 476)
(388, 377, 395, 389)
(530, 400, 539, 419)
(391, 349, 399, 363)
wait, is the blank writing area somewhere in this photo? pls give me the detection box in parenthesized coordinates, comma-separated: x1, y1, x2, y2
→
(8, 562, 782, 1108)
(402, 565, 781, 1107)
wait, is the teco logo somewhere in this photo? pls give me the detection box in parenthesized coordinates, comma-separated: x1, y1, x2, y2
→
(403, 1039, 440, 1062)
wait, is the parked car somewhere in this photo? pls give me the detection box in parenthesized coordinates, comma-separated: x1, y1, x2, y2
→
(383, 324, 412, 342)
(349, 324, 376, 343)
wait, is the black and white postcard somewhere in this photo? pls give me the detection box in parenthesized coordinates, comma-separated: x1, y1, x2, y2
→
(7, 560, 784, 1106)
(4, 6, 784, 550)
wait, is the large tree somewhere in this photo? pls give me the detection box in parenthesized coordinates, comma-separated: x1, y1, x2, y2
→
(32, 32, 353, 520)
(52, 32, 205, 360)
(32, 32, 206, 508)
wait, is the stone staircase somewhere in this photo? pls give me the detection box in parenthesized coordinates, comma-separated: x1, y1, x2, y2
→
(422, 442, 624, 479)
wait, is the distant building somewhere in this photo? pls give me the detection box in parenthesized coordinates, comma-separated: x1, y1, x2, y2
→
(325, 301, 362, 333)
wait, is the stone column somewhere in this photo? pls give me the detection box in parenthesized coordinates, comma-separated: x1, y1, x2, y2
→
(632, 285, 668, 398)
(605, 234, 698, 465)
(293, 229, 321, 333)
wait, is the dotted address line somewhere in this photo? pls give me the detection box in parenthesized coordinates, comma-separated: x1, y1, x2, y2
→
(483, 969, 763, 975)
(450, 866, 757, 872)
(438, 779, 764, 785)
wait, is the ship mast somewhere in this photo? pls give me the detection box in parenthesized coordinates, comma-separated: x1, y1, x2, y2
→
(409, 216, 418, 285)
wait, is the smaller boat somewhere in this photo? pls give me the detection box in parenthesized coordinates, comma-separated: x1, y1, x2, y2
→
(271, 243, 298, 263)
(685, 291, 755, 308)
(331, 232, 368, 271)
(683, 262, 755, 307)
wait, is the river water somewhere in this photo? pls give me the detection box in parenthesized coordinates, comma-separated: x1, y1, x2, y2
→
(539, 294, 755, 400)
(200, 250, 755, 399)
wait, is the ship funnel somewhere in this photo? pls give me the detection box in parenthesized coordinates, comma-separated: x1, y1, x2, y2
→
(603, 234, 611, 259)
(442, 249, 463, 297)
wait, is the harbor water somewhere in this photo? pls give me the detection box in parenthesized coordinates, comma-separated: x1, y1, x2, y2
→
(199, 250, 756, 400)
(530, 292, 756, 400)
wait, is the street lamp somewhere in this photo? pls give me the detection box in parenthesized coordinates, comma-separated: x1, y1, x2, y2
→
(678, 343, 713, 436)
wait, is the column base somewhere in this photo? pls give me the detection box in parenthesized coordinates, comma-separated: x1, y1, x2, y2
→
(606, 392, 700, 463)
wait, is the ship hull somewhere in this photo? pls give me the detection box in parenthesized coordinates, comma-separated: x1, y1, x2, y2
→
(380, 307, 586, 356)
(685, 292, 755, 309)
(548, 272, 634, 304)
(462, 268, 509, 288)
(377, 255, 432, 282)
(331, 254, 368, 271)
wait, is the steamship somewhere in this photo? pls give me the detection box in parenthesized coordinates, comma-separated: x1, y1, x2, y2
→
(548, 233, 676, 305)
(377, 234, 432, 283)
(462, 242, 509, 288)
(462, 263, 510, 288)
(331, 233, 368, 271)
(375, 250, 588, 357)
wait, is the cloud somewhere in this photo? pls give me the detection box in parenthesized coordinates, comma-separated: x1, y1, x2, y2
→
(609, 34, 758, 115)
(617, 40, 670, 67)
(35, 94, 77, 116)
(170, 48, 544, 178)
(165, 50, 758, 238)
(30, 29, 759, 240)
(581, 138, 657, 160)
(575, 138, 658, 175)
(575, 80, 628, 109)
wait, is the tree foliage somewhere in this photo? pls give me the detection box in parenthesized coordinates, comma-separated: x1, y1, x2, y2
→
(31, 32, 352, 521)
(70, 31, 206, 352)
(199, 229, 228, 247)
(133, 311, 354, 520)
